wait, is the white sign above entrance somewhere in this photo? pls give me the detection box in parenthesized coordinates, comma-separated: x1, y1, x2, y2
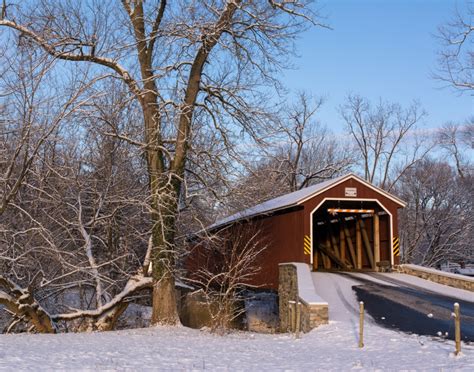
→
(345, 187, 357, 197)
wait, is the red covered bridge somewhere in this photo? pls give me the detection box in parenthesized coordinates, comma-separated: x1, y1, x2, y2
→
(188, 173, 406, 289)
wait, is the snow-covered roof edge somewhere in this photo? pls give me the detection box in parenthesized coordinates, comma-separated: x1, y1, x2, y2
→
(207, 173, 406, 231)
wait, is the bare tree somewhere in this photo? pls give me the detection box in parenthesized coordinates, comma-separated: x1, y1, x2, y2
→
(0, 274, 56, 333)
(273, 92, 354, 192)
(438, 119, 474, 179)
(0, 32, 131, 333)
(436, 1, 474, 92)
(186, 225, 266, 333)
(1, 106, 155, 332)
(221, 93, 354, 216)
(0, 46, 91, 216)
(397, 159, 473, 267)
(339, 94, 429, 191)
(0, 1, 321, 324)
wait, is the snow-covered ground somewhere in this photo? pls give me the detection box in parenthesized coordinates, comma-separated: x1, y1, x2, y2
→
(0, 272, 472, 370)
(0, 321, 472, 370)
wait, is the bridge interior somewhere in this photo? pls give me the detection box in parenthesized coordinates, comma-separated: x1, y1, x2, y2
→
(312, 200, 391, 271)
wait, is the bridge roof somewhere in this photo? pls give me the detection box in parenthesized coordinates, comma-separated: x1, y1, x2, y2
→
(208, 173, 406, 231)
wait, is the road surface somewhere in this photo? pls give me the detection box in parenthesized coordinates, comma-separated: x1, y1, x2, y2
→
(312, 271, 474, 343)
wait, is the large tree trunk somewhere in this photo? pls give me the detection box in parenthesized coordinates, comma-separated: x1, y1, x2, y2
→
(147, 1, 240, 324)
(151, 272, 179, 325)
(149, 184, 181, 325)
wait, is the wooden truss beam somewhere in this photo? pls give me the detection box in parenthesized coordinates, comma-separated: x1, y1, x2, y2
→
(357, 217, 375, 269)
(341, 220, 357, 268)
(356, 218, 362, 269)
(318, 243, 349, 270)
(373, 213, 380, 269)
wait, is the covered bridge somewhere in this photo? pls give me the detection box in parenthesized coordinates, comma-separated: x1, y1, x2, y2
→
(188, 173, 406, 289)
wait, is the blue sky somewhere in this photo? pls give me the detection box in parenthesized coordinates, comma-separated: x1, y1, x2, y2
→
(283, 0, 473, 133)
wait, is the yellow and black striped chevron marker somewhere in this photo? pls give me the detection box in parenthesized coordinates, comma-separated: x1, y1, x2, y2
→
(304, 235, 311, 255)
(393, 236, 400, 256)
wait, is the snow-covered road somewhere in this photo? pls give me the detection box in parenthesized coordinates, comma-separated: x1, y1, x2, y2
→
(312, 271, 474, 342)
(312, 272, 474, 316)
(343, 272, 474, 303)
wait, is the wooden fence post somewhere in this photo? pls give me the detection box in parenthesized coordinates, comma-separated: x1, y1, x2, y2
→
(359, 301, 364, 348)
(288, 301, 295, 333)
(295, 300, 301, 338)
(454, 302, 461, 356)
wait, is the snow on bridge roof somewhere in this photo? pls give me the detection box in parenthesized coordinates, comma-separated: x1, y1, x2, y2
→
(208, 173, 406, 231)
